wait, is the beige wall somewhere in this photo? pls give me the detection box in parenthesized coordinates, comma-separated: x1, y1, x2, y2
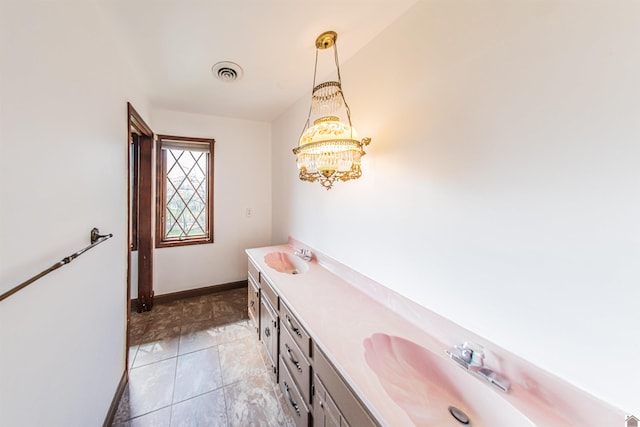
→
(272, 0, 640, 414)
(0, 1, 149, 426)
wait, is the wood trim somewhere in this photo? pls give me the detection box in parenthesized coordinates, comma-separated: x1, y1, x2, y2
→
(155, 143, 165, 249)
(209, 138, 215, 248)
(126, 103, 155, 373)
(156, 134, 216, 144)
(125, 104, 154, 427)
(131, 280, 247, 311)
(130, 134, 139, 252)
(155, 135, 215, 249)
(154, 237, 213, 248)
(137, 133, 154, 311)
(126, 106, 132, 383)
(127, 102, 152, 136)
(102, 369, 128, 427)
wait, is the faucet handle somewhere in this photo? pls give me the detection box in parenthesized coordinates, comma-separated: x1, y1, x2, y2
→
(446, 342, 485, 370)
(293, 248, 313, 261)
(462, 342, 484, 367)
(459, 346, 473, 364)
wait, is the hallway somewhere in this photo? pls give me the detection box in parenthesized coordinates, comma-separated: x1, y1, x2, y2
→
(113, 287, 294, 426)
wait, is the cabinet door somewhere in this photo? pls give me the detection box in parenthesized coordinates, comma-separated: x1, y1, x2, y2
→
(247, 275, 260, 337)
(313, 345, 379, 426)
(260, 297, 278, 380)
(313, 374, 344, 427)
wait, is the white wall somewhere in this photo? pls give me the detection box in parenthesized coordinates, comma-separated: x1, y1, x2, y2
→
(0, 2, 149, 426)
(272, 0, 640, 415)
(150, 108, 272, 295)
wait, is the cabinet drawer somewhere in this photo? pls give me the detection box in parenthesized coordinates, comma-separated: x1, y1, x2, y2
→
(279, 356, 310, 427)
(260, 274, 279, 311)
(247, 275, 260, 337)
(281, 303, 311, 358)
(248, 258, 260, 284)
(280, 324, 311, 404)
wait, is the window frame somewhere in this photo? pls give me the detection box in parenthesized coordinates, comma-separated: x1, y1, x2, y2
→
(155, 134, 215, 248)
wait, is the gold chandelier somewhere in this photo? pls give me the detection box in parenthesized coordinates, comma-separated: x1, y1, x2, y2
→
(293, 31, 371, 190)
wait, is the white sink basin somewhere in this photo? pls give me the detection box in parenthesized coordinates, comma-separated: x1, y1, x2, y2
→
(264, 252, 309, 275)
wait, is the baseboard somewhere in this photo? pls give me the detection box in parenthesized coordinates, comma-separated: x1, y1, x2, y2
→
(103, 369, 128, 427)
(131, 280, 247, 311)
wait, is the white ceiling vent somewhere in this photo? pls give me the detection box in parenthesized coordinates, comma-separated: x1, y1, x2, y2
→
(211, 61, 243, 82)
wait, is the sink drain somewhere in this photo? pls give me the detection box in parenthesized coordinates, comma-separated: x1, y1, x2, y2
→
(448, 406, 470, 425)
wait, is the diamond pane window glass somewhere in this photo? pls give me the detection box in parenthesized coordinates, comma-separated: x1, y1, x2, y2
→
(156, 135, 215, 248)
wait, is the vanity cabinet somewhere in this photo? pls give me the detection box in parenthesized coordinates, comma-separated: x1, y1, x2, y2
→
(313, 344, 378, 427)
(247, 254, 378, 427)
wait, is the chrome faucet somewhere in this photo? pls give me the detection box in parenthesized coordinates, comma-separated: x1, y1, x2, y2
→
(446, 341, 484, 370)
(293, 248, 312, 261)
(446, 342, 510, 392)
(476, 367, 511, 392)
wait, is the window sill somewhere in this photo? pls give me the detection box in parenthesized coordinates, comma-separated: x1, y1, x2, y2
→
(155, 237, 213, 249)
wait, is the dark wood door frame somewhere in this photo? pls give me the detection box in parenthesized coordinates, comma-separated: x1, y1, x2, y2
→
(127, 103, 154, 319)
(136, 131, 154, 311)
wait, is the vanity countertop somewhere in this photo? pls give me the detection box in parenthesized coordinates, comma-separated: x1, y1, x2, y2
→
(246, 241, 623, 427)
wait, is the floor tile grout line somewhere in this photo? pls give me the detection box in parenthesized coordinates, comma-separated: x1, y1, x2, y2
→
(167, 353, 179, 426)
(128, 352, 178, 372)
(169, 309, 185, 427)
(215, 344, 232, 426)
(129, 346, 139, 369)
(169, 301, 183, 427)
(120, 356, 180, 423)
(170, 380, 228, 407)
(121, 403, 173, 425)
(120, 289, 266, 427)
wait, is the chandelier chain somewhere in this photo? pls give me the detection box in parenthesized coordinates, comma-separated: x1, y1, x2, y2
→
(332, 42, 353, 138)
(298, 49, 321, 142)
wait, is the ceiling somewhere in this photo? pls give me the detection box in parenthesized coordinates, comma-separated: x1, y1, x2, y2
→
(97, 1, 419, 122)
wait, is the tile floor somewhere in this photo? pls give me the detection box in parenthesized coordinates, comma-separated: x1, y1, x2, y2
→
(112, 287, 295, 427)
